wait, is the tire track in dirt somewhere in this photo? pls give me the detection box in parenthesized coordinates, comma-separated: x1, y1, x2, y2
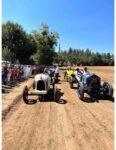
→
(58, 82, 114, 150)
(2, 67, 114, 150)
(56, 73, 114, 150)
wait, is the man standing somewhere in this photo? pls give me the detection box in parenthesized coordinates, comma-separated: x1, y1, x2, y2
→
(74, 68, 82, 82)
(54, 65, 59, 83)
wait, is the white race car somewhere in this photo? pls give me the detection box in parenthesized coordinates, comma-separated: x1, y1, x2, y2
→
(23, 73, 57, 104)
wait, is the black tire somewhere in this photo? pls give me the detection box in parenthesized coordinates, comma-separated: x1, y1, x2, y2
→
(54, 85, 57, 101)
(77, 82, 84, 100)
(23, 86, 29, 103)
(103, 82, 113, 99)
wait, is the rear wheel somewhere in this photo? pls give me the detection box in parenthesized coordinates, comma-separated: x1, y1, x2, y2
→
(23, 86, 29, 104)
(77, 82, 84, 100)
(103, 82, 113, 99)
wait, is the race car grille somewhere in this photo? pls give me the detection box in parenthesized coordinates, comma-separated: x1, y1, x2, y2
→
(37, 80, 45, 90)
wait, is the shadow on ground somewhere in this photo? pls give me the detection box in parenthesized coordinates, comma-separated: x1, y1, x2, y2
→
(81, 95, 114, 103)
(23, 88, 67, 105)
(2, 78, 28, 94)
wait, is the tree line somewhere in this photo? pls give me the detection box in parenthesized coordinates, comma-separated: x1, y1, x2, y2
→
(2, 21, 114, 66)
(54, 48, 114, 66)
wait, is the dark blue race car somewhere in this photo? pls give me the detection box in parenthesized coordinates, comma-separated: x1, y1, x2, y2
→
(77, 74, 113, 100)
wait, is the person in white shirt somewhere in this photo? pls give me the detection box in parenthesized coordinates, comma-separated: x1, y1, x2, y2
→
(74, 68, 82, 82)
(54, 65, 59, 83)
(23, 66, 27, 78)
(82, 67, 93, 84)
(44, 66, 48, 73)
(55, 65, 59, 74)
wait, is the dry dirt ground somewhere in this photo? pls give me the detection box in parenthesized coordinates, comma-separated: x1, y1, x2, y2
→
(2, 67, 114, 150)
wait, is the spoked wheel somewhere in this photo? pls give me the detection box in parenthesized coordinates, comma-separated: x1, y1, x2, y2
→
(23, 86, 29, 104)
(77, 82, 84, 100)
(103, 82, 113, 99)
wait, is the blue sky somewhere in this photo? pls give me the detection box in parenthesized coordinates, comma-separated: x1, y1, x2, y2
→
(2, 0, 114, 54)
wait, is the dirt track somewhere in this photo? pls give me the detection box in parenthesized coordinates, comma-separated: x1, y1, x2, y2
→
(2, 67, 114, 150)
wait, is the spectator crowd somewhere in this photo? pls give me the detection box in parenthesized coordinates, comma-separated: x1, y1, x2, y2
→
(2, 64, 42, 85)
(2, 64, 60, 86)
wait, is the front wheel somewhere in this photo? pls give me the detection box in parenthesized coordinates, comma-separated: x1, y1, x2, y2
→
(103, 82, 113, 99)
(77, 82, 84, 100)
(23, 86, 29, 104)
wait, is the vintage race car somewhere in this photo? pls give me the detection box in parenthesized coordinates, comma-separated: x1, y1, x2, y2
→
(23, 73, 57, 104)
(77, 74, 113, 100)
